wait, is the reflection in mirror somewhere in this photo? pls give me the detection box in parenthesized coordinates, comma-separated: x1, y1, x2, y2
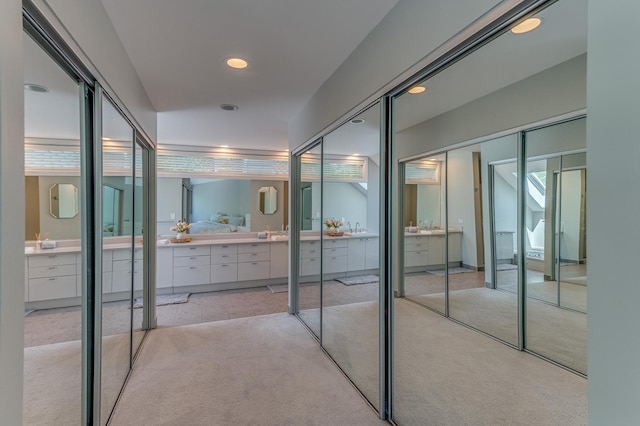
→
(525, 118, 587, 375)
(103, 185, 123, 236)
(49, 183, 78, 218)
(258, 185, 277, 214)
(23, 30, 84, 424)
(101, 95, 134, 425)
(297, 143, 322, 338)
(321, 103, 380, 410)
(402, 152, 447, 315)
(132, 141, 146, 359)
(392, 0, 587, 423)
(301, 183, 313, 230)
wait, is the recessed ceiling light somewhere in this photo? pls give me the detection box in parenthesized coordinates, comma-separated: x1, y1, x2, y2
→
(350, 118, 365, 124)
(226, 57, 248, 69)
(408, 86, 426, 94)
(511, 17, 541, 34)
(24, 83, 49, 93)
(352, 153, 360, 156)
(220, 145, 229, 148)
(220, 104, 239, 111)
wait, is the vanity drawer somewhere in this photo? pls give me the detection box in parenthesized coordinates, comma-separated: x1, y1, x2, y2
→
(29, 275, 77, 301)
(212, 253, 238, 264)
(301, 240, 320, 250)
(112, 248, 143, 261)
(212, 244, 238, 255)
(405, 251, 428, 267)
(322, 255, 348, 274)
(237, 261, 270, 281)
(323, 238, 348, 248)
(237, 243, 270, 254)
(29, 264, 77, 279)
(173, 245, 210, 257)
(112, 259, 143, 272)
(173, 255, 210, 267)
(211, 263, 238, 283)
(173, 265, 210, 286)
(111, 270, 143, 292)
(323, 247, 348, 257)
(29, 253, 76, 268)
(405, 242, 428, 252)
(300, 257, 320, 276)
(237, 252, 270, 263)
(301, 248, 320, 258)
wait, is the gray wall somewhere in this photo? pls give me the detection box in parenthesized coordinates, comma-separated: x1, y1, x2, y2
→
(587, 0, 640, 422)
(447, 150, 479, 267)
(250, 180, 286, 232)
(290, 0, 502, 149)
(33, 0, 157, 142)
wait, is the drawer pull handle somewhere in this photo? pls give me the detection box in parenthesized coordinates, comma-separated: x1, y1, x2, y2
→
(190, 247, 197, 250)
(190, 267, 197, 270)
(190, 257, 196, 260)
(252, 262, 258, 265)
(221, 264, 228, 267)
(48, 255, 57, 259)
(49, 278, 56, 281)
(222, 255, 228, 258)
(48, 266, 57, 270)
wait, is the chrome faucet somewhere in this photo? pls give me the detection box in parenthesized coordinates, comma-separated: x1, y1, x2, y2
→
(355, 222, 360, 233)
(346, 221, 352, 232)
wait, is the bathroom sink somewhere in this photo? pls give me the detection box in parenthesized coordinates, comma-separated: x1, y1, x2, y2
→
(270, 235, 288, 241)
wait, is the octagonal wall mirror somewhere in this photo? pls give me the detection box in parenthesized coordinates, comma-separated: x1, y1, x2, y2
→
(258, 186, 277, 214)
(49, 183, 78, 219)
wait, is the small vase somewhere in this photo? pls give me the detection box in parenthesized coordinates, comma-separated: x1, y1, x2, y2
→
(176, 232, 185, 240)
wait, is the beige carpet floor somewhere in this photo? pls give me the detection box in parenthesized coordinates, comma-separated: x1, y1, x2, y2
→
(109, 313, 383, 426)
(410, 287, 587, 374)
(23, 333, 134, 426)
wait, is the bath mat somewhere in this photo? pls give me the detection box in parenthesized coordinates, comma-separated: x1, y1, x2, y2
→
(267, 282, 318, 293)
(426, 267, 476, 277)
(496, 264, 518, 271)
(134, 293, 190, 309)
(335, 275, 379, 286)
(24, 310, 34, 317)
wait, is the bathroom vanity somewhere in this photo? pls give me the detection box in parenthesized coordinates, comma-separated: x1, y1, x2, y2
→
(24, 232, 380, 309)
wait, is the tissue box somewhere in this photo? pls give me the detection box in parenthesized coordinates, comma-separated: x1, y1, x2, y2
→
(41, 240, 57, 249)
(257, 231, 268, 239)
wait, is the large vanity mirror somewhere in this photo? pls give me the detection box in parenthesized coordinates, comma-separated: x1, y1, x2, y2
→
(49, 183, 78, 219)
(258, 185, 277, 214)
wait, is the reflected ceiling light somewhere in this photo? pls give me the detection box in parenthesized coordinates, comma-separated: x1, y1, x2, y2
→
(350, 118, 365, 124)
(408, 86, 426, 94)
(24, 83, 49, 93)
(220, 104, 239, 111)
(226, 57, 248, 69)
(352, 153, 360, 156)
(511, 17, 542, 34)
(220, 145, 230, 148)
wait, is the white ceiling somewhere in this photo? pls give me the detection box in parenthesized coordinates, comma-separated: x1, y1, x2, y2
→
(100, 0, 400, 151)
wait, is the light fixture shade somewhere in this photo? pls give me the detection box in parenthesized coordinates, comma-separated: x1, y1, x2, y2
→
(408, 86, 426, 94)
(511, 17, 542, 34)
(226, 57, 248, 69)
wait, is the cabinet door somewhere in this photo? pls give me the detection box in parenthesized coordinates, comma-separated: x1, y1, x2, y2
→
(448, 233, 463, 263)
(237, 261, 270, 281)
(211, 263, 238, 283)
(270, 243, 288, 278)
(347, 239, 366, 271)
(364, 238, 379, 269)
(428, 235, 446, 265)
(173, 265, 210, 286)
(405, 250, 428, 268)
(157, 247, 173, 289)
(300, 257, 320, 276)
(29, 276, 77, 301)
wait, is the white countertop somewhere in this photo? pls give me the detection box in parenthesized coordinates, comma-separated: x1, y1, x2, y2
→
(25, 232, 381, 255)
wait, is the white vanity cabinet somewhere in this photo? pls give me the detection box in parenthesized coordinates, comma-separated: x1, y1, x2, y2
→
(364, 237, 379, 269)
(112, 248, 144, 292)
(347, 236, 379, 271)
(27, 253, 77, 301)
(75, 250, 113, 294)
(173, 245, 211, 287)
(322, 238, 348, 274)
(211, 244, 238, 284)
(157, 246, 173, 288)
(405, 236, 429, 267)
(300, 240, 320, 276)
(405, 233, 463, 269)
(495, 231, 515, 263)
(270, 242, 288, 278)
(237, 243, 270, 281)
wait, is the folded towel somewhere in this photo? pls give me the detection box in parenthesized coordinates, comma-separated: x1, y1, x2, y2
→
(41, 240, 57, 249)
(157, 239, 170, 245)
(257, 231, 268, 239)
